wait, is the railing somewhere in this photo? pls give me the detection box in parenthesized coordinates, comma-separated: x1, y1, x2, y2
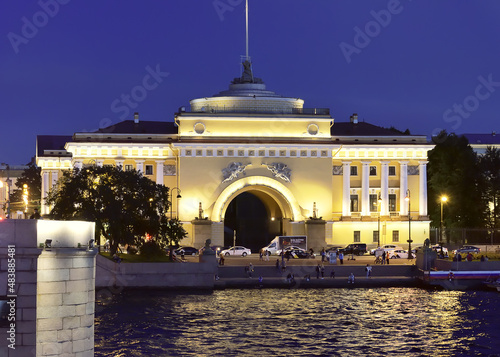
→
(186, 106, 330, 115)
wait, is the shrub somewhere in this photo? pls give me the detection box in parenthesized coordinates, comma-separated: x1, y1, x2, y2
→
(139, 240, 166, 259)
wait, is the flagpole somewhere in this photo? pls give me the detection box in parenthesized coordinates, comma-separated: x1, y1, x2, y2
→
(245, 0, 249, 60)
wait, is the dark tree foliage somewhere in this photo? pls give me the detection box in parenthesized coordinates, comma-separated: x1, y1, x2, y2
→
(428, 131, 486, 231)
(46, 165, 172, 255)
(479, 146, 500, 230)
(157, 217, 188, 260)
(8, 161, 41, 214)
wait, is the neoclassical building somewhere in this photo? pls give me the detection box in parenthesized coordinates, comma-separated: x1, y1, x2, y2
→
(37, 61, 432, 251)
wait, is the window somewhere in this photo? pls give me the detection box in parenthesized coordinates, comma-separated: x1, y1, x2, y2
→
(370, 166, 377, 176)
(369, 194, 378, 212)
(389, 194, 397, 212)
(373, 231, 379, 243)
(389, 166, 396, 176)
(124, 164, 133, 171)
(354, 231, 360, 242)
(350, 166, 358, 176)
(392, 231, 399, 242)
(350, 195, 359, 212)
(145, 165, 153, 175)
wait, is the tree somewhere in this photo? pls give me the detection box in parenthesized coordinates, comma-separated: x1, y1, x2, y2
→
(46, 165, 170, 255)
(157, 217, 188, 260)
(428, 131, 487, 235)
(479, 146, 500, 230)
(8, 161, 41, 214)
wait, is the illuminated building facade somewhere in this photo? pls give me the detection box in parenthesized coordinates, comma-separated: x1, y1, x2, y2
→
(37, 63, 432, 251)
(0, 164, 29, 219)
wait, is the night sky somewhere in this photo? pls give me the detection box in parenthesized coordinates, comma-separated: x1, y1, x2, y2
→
(2, 1, 500, 165)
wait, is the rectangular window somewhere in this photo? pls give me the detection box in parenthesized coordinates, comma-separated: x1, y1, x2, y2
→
(124, 164, 134, 171)
(354, 231, 360, 243)
(145, 165, 153, 175)
(350, 166, 358, 176)
(373, 230, 379, 243)
(370, 166, 377, 176)
(350, 195, 359, 212)
(389, 166, 396, 176)
(389, 194, 397, 212)
(369, 194, 378, 212)
(392, 230, 399, 242)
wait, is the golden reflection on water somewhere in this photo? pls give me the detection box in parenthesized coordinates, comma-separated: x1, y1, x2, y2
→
(95, 288, 499, 357)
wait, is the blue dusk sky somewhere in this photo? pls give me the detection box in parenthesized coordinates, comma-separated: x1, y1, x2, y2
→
(1, 0, 500, 164)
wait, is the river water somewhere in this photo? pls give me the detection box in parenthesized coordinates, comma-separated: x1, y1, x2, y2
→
(94, 288, 500, 356)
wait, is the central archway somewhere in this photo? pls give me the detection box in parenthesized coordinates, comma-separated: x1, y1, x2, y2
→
(211, 176, 302, 222)
(212, 176, 302, 252)
(223, 191, 283, 251)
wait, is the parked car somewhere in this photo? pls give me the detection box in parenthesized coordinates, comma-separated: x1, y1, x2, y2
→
(370, 244, 403, 255)
(276, 246, 303, 256)
(388, 249, 414, 259)
(174, 246, 199, 256)
(453, 246, 481, 254)
(431, 245, 449, 257)
(282, 247, 310, 259)
(340, 243, 367, 256)
(221, 246, 252, 257)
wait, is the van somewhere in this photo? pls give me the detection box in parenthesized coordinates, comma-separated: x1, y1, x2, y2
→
(341, 243, 367, 256)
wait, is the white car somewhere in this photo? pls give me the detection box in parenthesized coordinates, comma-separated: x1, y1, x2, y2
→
(431, 245, 449, 256)
(388, 249, 414, 259)
(370, 245, 403, 255)
(221, 246, 252, 257)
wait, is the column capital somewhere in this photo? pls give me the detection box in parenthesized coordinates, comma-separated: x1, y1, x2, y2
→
(399, 161, 409, 165)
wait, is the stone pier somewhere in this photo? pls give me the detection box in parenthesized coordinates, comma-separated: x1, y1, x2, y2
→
(0, 220, 96, 357)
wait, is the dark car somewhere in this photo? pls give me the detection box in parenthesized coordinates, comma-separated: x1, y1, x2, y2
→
(283, 247, 310, 259)
(339, 243, 367, 256)
(175, 246, 199, 256)
(454, 246, 481, 254)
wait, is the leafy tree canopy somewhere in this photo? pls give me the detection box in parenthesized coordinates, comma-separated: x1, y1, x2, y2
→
(428, 131, 486, 229)
(8, 161, 41, 215)
(46, 165, 172, 255)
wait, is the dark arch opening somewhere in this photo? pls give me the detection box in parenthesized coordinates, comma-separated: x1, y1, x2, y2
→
(223, 192, 282, 252)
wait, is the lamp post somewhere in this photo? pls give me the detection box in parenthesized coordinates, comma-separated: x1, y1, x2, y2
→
(377, 193, 382, 247)
(405, 189, 412, 260)
(169, 187, 182, 220)
(440, 196, 448, 245)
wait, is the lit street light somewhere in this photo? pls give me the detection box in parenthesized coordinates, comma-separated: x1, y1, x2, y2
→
(377, 193, 382, 247)
(440, 196, 448, 245)
(169, 187, 182, 220)
(405, 189, 412, 260)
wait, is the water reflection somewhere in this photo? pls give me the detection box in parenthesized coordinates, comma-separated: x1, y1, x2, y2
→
(95, 288, 500, 356)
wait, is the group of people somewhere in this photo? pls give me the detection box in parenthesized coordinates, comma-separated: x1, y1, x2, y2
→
(374, 250, 391, 265)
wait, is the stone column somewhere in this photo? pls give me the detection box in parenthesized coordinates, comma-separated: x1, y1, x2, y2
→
(380, 161, 389, 215)
(115, 160, 124, 170)
(191, 220, 213, 248)
(95, 160, 103, 167)
(342, 162, 351, 216)
(135, 160, 144, 174)
(305, 219, 326, 252)
(41, 171, 50, 215)
(419, 161, 428, 216)
(73, 161, 82, 170)
(399, 161, 408, 216)
(51, 171, 58, 188)
(0, 220, 40, 357)
(361, 161, 370, 216)
(36, 248, 97, 357)
(155, 161, 164, 185)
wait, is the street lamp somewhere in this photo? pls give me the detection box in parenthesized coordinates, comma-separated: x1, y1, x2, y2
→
(169, 187, 182, 220)
(440, 195, 448, 245)
(405, 189, 412, 260)
(377, 193, 382, 247)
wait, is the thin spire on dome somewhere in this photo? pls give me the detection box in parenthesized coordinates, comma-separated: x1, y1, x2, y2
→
(232, 0, 263, 84)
